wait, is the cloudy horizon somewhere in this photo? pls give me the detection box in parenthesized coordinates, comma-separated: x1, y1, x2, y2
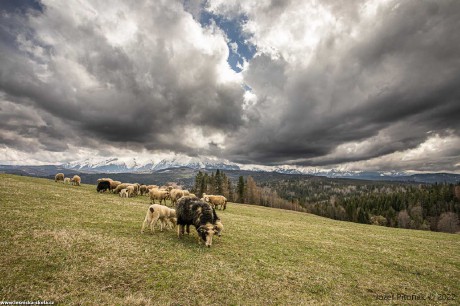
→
(1, 0, 459, 173)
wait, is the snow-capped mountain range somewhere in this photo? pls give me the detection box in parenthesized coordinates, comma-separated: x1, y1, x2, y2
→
(63, 155, 240, 173)
(62, 154, 410, 178)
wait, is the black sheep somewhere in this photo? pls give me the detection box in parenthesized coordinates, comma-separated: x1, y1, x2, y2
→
(97, 180, 111, 193)
(176, 196, 221, 247)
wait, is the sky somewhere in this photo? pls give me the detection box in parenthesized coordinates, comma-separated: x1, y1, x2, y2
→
(0, 0, 459, 173)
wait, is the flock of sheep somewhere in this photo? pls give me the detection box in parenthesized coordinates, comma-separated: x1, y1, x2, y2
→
(54, 173, 81, 186)
(54, 173, 226, 247)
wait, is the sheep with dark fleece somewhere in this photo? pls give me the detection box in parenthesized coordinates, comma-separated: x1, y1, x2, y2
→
(97, 181, 111, 192)
(176, 196, 221, 247)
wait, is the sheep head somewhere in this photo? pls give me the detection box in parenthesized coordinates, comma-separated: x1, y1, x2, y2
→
(198, 224, 215, 247)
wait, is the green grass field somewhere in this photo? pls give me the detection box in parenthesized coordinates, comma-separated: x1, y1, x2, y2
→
(1, 174, 459, 305)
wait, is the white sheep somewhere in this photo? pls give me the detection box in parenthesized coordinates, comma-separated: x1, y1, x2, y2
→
(119, 189, 129, 198)
(141, 204, 177, 233)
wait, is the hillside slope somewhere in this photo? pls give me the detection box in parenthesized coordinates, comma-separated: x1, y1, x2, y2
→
(0, 174, 459, 305)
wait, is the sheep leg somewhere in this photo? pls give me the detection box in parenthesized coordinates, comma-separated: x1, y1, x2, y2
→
(151, 215, 160, 233)
(178, 224, 185, 238)
(169, 217, 176, 229)
(141, 218, 148, 234)
(186, 225, 190, 235)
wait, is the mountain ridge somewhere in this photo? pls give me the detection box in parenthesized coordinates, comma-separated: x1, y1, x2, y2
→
(1, 163, 460, 185)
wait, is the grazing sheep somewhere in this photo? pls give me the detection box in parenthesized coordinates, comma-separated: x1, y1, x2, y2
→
(55, 173, 64, 183)
(170, 189, 186, 206)
(141, 204, 177, 233)
(133, 183, 141, 196)
(146, 185, 159, 191)
(97, 180, 111, 192)
(214, 219, 224, 237)
(110, 180, 122, 191)
(149, 188, 170, 205)
(71, 175, 81, 186)
(212, 208, 224, 237)
(127, 185, 135, 198)
(64, 177, 71, 184)
(160, 185, 173, 192)
(97, 178, 113, 183)
(139, 185, 148, 196)
(119, 189, 129, 198)
(202, 193, 227, 210)
(176, 196, 221, 247)
(113, 183, 132, 194)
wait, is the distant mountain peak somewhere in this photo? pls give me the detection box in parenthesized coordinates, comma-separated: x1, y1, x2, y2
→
(62, 155, 240, 173)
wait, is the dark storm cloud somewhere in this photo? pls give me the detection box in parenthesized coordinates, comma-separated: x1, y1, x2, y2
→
(1, 0, 459, 172)
(0, 0, 245, 158)
(226, 0, 460, 169)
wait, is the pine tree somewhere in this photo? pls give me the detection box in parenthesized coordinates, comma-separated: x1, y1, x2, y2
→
(194, 171, 204, 197)
(226, 178, 234, 202)
(237, 176, 245, 203)
(202, 173, 208, 196)
(215, 169, 223, 195)
(246, 176, 257, 204)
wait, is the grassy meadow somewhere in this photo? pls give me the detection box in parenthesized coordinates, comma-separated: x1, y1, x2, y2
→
(0, 174, 459, 305)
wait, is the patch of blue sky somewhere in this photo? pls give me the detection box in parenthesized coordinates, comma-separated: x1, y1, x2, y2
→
(200, 10, 256, 72)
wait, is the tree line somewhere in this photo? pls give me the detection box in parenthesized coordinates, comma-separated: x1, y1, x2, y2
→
(261, 178, 460, 233)
(192, 170, 304, 212)
(193, 171, 459, 233)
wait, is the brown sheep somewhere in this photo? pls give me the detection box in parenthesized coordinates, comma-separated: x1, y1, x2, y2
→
(133, 183, 141, 196)
(109, 180, 121, 191)
(71, 175, 81, 186)
(146, 185, 159, 191)
(113, 183, 132, 194)
(127, 185, 135, 197)
(170, 189, 186, 206)
(97, 178, 113, 183)
(139, 185, 148, 196)
(149, 188, 170, 205)
(203, 193, 227, 210)
(55, 173, 64, 183)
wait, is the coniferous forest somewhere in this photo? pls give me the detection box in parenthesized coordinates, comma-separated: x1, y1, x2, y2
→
(194, 171, 460, 233)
